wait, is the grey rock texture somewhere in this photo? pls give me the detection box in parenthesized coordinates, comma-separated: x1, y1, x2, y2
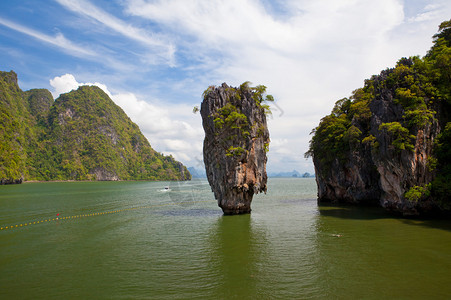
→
(201, 83, 270, 214)
(313, 62, 441, 215)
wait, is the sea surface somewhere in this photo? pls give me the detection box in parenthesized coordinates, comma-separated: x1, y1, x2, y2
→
(1, 178, 451, 299)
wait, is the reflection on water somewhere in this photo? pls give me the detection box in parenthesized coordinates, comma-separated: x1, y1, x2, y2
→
(208, 214, 266, 299)
(315, 205, 451, 299)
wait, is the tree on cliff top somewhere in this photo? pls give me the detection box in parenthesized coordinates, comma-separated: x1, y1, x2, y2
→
(432, 19, 451, 46)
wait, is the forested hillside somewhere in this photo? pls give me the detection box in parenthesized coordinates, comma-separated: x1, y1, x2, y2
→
(0, 71, 190, 183)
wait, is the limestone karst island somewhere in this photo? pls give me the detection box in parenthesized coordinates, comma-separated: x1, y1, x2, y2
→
(0, 71, 190, 183)
(307, 20, 451, 216)
(199, 82, 271, 214)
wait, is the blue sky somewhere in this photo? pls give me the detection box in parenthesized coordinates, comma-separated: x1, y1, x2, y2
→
(1, 0, 451, 173)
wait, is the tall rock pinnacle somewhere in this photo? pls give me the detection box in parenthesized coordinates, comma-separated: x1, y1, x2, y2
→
(200, 82, 271, 214)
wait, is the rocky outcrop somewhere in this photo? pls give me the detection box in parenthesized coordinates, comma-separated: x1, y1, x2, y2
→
(175, 161, 191, 181)
(90, 167, 119, 181)
(368, 75, 439, 214)
(306, 20, 451, 217)
(201, 83, 270, 214)
(310, 57, 445, 216)
(0, 178, 23, 185)
(309, 21, 451, 216)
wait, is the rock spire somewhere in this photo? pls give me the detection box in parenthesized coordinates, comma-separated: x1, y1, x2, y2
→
(200, 82, 271, 214)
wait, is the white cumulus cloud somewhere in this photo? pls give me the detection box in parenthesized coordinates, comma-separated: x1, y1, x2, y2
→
(50, 73, 111, 98)
(46, 0, 451, 173)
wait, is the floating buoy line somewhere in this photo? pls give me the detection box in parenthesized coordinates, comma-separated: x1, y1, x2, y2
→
(0, 200, 210, 231)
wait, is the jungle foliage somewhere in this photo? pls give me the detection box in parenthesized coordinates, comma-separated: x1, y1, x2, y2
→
(0, 75, 190, 182)
(204, 82, 272, 157)
(307, 20, 451, 204)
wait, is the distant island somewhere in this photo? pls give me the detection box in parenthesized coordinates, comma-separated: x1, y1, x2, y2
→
(188, 167, 314, 179)
(187, 167, 207, 178)
(306, 20, 451, 216)
(0, 71, 190, 183)
(268, 170, 315, 178)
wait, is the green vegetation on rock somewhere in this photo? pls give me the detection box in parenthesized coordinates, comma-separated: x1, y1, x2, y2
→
(200, 82, 270, 214)
(0, 71, 31, 182)
(0, 72, 190, 183)
(379, 122, 416, 152)
(204, 82, 273, 157)
(431, 122, 451, 207)
(405, 184, 431, 203)
(307, 19, 451, 213)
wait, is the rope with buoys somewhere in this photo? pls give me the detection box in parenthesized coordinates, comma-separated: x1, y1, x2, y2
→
(0, 200, 210, 231)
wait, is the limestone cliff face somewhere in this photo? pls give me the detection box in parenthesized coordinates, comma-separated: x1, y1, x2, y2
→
(0, 71, 34, 183)
(310, 21, 451, 216)
(201, 83, 270, 214)
(310, 58, 444, 216)
(368, 76, 439, 214)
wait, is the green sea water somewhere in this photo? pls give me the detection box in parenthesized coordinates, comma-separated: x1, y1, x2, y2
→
(1, 178, 451, 299)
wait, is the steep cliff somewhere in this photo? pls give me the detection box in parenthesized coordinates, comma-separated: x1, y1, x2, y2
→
(200, 82, 271, 214)
(307, 20, 451, 216)
(42, 85, 190, 181)
(0, 71, 34, 183)
(0, 71, 190, 183)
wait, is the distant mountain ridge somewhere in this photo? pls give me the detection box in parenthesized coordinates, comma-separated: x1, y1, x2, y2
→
(188, 167, 314, 178)
(268, 170, 314, 178)
(187, 167, 207, 178)
(0, 70, 190, 183)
